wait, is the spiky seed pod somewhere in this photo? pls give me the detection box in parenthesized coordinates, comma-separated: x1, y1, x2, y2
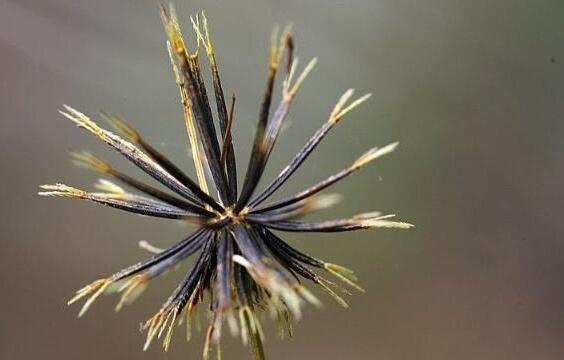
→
(40, 5, 412, 359)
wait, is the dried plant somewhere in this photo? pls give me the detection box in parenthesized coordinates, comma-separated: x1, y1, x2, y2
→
(39, 5, 412, 359)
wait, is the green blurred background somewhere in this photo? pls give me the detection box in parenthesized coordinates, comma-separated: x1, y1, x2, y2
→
(2, 0, 564, 359)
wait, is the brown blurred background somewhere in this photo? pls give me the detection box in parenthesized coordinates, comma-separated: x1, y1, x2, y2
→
(2, 0, 564, 359)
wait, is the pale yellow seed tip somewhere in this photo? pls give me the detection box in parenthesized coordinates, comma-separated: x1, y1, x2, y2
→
(365, 219, 414, 229)
(289, 57, 318, 97)
(94, 179, 125, 194)
(330, 88, 355, 119)
(77, 280, 111, 318)
(38, 184, 85, 197)
(309, 193, 342, 211)
(352, 211, 383, 220)
(335, 92, 372, 119)
(353, 141, 399, 168)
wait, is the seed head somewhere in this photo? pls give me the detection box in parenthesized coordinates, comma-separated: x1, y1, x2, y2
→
(40, 4, 412, 359)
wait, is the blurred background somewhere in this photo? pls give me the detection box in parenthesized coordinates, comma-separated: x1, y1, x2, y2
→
(2, 0, 564, 359)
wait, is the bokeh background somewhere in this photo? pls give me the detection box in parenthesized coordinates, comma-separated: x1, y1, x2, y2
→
(2, 0, 564, 359)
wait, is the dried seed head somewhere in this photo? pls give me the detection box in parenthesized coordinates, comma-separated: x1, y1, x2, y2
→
(40, 5, 411, 359)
